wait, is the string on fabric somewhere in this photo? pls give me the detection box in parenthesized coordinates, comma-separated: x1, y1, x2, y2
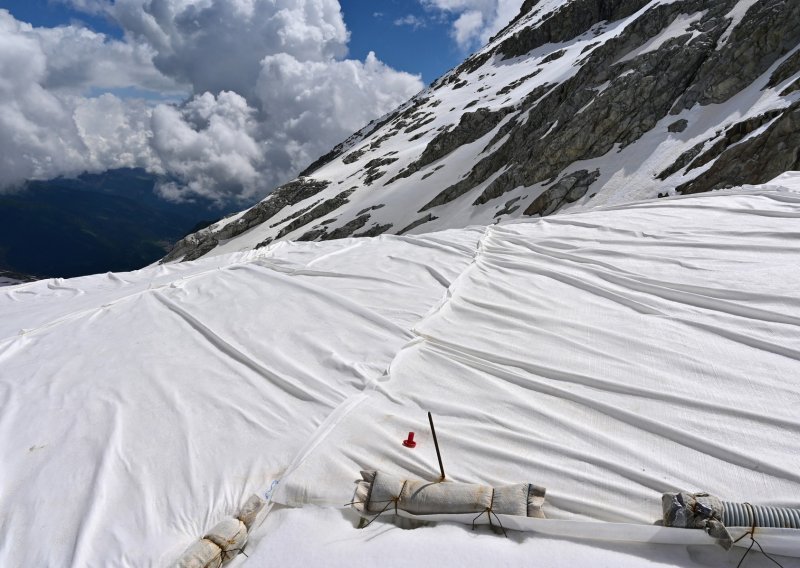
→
(470, 509, 509, 538)
(359, 499, 396, 529)
(470, 489, 508, 538)
(349, 481, 409, 529)
(206, 524, 249, 568)
(218, 547, 248, 562)
(733, 502, 785, 568)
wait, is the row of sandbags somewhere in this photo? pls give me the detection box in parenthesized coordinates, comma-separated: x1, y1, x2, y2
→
(176, 494, 267, 568)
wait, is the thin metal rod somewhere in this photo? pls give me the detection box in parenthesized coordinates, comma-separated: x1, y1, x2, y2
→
(428, 411, 445, 481)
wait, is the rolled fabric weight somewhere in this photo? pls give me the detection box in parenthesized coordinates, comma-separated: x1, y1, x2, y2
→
(353, 470, 546, 519)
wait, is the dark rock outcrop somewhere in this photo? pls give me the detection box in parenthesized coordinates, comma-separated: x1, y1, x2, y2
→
(683, 110, 784, 173)
(422, 0, 739, 212)
(353, 223, 393, 237)
(677, 101, 800, 194)
(162, 177, 329, 262)
(767, 48, 800, 89)
(524, 169, 600, 216)
(357, 204, 385, 216)
(270, 199, 321, 228)
(321, 215, 372, 240)
(668, 119, 688, 132)
(362, 157, 398, 186)
(275, 189, 355, 239)
(673, 0, 800, 110)
(657, 138, 709, 180)
(398, 214, 439, 235)
(388, 107, 510, 185)
(497, 0, 649, 60)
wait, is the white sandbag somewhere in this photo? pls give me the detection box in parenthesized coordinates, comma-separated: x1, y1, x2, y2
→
(353, 470, 545, 519)
(176, 517, 247, 568)
(204, 518, 247, 562)
(237, 494, 268, 531)
(175, 539, 223, 568)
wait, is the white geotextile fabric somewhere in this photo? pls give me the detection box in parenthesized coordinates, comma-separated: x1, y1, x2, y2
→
(271, 190, 800, 549)
(1, 188, 800, 566)
(0, 229, 482, 566)
(245, 506, 800, 568)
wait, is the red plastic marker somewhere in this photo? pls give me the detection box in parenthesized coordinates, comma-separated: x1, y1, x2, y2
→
(402, 432, 416, 448)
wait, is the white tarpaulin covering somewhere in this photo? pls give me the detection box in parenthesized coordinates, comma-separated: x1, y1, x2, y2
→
(1, 186, 799, 566)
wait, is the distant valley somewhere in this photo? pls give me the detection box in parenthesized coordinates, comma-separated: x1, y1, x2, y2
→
(0, 169, 242, 279)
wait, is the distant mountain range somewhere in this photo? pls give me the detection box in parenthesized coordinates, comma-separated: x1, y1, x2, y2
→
(162, 0, 800, 263)
(0, 169, 239, 278)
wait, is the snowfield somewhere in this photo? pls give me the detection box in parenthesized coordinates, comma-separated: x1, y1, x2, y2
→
(2, 182, 800, 566)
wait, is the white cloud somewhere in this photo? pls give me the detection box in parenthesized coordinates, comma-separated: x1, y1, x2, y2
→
(394, 15, 426, 30)
(254, 51, 423, 183)
(74, 94, 158, 172)
(34, 22, 182, 94)
(0, 11, 101, 184)
(151, 91, 266, 204)
(0, 2, 423, 204)
(452, 10, 484, 47)
(421, 0, 524, 49)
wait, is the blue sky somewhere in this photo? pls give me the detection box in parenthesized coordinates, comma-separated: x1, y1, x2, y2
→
(2, 0, 468, 84)
(340, 0, 465, 85)
(0, 0, 120, 36)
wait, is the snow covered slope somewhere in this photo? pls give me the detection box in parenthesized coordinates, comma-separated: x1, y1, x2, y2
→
(2, 182, 800, 566)
(163, 0, 800, 262)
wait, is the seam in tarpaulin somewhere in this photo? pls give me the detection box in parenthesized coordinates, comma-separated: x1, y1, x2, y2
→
(267, 228, 496, 508)
(263, 393, 371, 510)
(369, 225, 495, 405)
(411, 224, 494, 332)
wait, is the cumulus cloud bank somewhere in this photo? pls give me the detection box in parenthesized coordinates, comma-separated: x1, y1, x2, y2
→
(0, 1, 423, 205)
(422, 0, 524, 50)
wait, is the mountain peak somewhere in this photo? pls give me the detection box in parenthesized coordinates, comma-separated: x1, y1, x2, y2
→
(163, 0, 800, 262)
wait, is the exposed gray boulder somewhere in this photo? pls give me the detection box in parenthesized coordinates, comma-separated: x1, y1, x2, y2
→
(668, 119, 688, 132)
(494, 196, 523, 218)
(781, 79, 800, 96)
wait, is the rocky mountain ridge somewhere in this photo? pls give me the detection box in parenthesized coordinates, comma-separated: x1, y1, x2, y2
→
(163, 0, 800, 263)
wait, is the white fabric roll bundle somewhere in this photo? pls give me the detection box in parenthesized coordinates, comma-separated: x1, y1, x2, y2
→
(353, 470, 546, 519)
